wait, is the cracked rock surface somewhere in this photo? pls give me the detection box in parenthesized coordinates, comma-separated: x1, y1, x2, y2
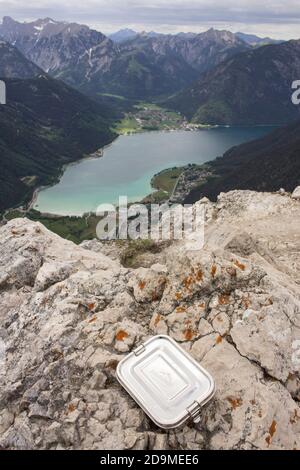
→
(0, 189, 300, 450)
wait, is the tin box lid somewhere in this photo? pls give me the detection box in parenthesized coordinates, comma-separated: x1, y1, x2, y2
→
(116, 335, 215, 429)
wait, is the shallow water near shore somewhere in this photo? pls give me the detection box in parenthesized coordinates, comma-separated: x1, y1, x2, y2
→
(34, 127, 275, 216)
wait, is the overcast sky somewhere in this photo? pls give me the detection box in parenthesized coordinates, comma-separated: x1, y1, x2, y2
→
(0, 0, 299, 39)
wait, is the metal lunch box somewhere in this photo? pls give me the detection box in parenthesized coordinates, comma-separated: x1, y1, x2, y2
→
(116, 335, 216, 429)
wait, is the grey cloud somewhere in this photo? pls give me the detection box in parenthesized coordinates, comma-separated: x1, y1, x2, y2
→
(0, 0, 300, 33)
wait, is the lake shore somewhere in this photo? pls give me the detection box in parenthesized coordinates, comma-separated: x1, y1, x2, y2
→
(2, 125, 276, 244)
(30, 126, 275, 216)
(28, 139, 117, 213)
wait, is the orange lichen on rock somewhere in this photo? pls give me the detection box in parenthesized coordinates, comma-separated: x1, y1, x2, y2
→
(138, 280, 146, 290)
(115, 330, 129, 341)
(270, 420, 277, 437)
(227, 397, 243, 410)
(226, 267, 237, 277)
(151, 289, 159, 301)
(211, 265, 217, 278)
(216, 335, 223, 344)
(218, 294, 230, 305)
(234, 260, 246, 271)
(88, 316, 97, 323)
(184, 328, 194, 341)
(87, 302, 95, 311)
(66, 403, 76, 414)
(242, 296, 251, 308)
(290, 409, 300, 424)
(182, 268, 203, 291)
(183, 275, 194, 290)
(175, 292, 182, 301)
(265, 420, 277, 446)
(176, 306, 186, 313)
(154, 314, 161, 327)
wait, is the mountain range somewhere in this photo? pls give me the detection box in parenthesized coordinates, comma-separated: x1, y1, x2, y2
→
(0, 15, 299, 214)
(235, 32, 282, 47)
(166, 40, 300, 125)
(0, 16, 116, 90)
(103, 28, 251, 99)
(0, 17, 252, 99)
(108, 28, 138, 43)
(108, 28, 280, 47)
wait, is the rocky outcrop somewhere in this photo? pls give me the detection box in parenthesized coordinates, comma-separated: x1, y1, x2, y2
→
(0, 189, 300, 450)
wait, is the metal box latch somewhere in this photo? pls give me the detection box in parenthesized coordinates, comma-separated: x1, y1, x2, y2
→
(134, 344, 146, 356)
(187, 401, 202, 423)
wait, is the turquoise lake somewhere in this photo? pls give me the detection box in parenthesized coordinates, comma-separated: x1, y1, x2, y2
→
(34, 127, 274, 215)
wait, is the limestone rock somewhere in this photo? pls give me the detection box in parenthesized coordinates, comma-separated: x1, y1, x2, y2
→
(202, 341, 300, 450)
(34, 261, 78, 292)
(0, 189, 300, 450)
(128, 263, 168, 303)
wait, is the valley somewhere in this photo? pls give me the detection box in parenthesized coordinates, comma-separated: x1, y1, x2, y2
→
(114, 102, 209, 134)
(2, 126, 273, 243)
(0, 16, 299, 244)
(31, 126, 272, 213)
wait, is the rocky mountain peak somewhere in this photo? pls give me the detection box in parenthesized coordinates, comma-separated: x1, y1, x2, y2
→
(2, 16, 15, 25)
(0, 188, 300, 449)
(109, 28, 137, 43)
(0, 16, 102, 41)
(197, 27, 244, 45)
(0, 16, 115, 82)
(0, 40, 42, 78)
